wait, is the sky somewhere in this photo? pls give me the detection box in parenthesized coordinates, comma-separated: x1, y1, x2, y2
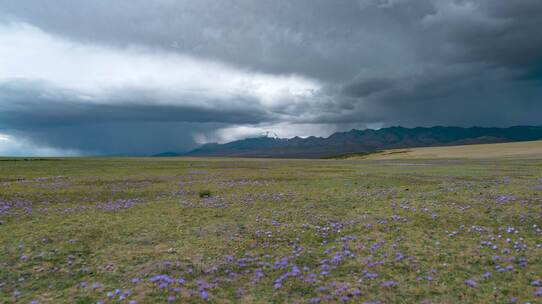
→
(0, 0, 541, 156)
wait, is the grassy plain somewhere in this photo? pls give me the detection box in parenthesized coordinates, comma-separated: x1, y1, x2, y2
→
(0, 156, 541, 303)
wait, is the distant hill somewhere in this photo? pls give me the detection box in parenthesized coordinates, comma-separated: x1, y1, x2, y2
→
(154, 126, 542, 158)
(153, 152, 183, 157)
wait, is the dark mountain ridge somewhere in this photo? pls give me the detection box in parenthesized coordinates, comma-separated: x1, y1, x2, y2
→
(156, 126, 542, 158)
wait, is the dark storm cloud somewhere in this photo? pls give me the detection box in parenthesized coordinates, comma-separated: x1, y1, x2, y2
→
(7, 122, 225, 156)
(0, 0, 541, 155)
(343, 78, 397, 98)
(423, 0, 542, 70)
(0, 0, 425, 81)
(335, 65, 542, 127)
(0, 78, 275, 155)
(0, 79, 271, 128)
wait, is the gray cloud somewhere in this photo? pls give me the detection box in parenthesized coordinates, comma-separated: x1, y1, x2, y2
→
(0, 0, 541, 155)
(0, 79, 271, 128)
(5, 122, 223, 156)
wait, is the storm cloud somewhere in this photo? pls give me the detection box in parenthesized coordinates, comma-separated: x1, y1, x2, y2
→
(0, 0, 541, 155)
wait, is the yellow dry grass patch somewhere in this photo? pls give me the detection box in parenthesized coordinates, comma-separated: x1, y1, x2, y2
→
(360, 140, 542, 160)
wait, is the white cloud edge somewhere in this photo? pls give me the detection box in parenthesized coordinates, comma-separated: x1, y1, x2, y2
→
(0, 133, 81, 157)
(0, 22, 322, 111)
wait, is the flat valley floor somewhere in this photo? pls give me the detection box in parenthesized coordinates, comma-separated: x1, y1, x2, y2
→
(1, 157, 541, 303)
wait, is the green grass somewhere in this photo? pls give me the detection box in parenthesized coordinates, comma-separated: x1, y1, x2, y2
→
(0, 157, 541, 303)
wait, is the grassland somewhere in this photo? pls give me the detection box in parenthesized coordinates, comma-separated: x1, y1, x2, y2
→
(357, 140, 542, 160)
(0, 156, 541, 303)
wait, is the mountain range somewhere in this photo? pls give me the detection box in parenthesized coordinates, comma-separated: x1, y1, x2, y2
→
(154, 126, 542, 158)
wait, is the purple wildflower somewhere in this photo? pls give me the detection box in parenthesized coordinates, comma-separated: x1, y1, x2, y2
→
(290, 265, 301, 276)
(464, 279, 477, 288)
(200, 289, 209, 300)
(149, 274, 174, 289)
(331, 253, 343, 264)
(350, 289, 362, 296)
(381, 280, 397, 287)
(364, 271, 379, 279)
(118, 289, 131, 301)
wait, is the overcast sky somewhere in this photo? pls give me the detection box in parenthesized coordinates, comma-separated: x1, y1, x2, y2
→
(1, 0, 541, 156)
